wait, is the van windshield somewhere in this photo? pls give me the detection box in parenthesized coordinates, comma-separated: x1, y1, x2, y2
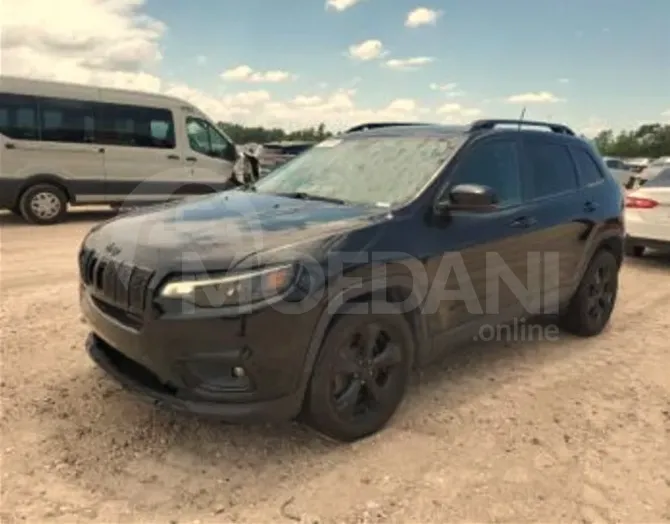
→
(253, 135, 463, 207)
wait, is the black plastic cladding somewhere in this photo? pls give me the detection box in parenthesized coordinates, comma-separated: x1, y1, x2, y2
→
(79, 248, 153, 314)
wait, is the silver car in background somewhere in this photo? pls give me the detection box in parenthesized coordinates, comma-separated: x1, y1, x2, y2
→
(257, 141, 314, 176)
(603, 156, 636, 188)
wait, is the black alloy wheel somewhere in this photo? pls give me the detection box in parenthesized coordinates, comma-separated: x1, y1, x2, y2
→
(560, 250, 619, 337)
(304, 304, 413, 442)
(331, 322, 403, 420)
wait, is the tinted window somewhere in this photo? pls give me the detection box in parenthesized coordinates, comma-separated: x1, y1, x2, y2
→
(39, 97, 97, 143)
(98, 103, 175, 148)
(0, 93, 38, 140)
(525, 141, 578, 199)
(573, 148, 605, 186)
(186, 117, 235, 160)
(449, 139, 522, 206)
(643, 167, 670, 187)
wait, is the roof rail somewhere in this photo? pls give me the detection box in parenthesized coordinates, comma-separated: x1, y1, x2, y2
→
(344, 122, 433, 134)
(469, 119, 575, 136)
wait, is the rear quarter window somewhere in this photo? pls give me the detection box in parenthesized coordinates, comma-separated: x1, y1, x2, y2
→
(572, 147, 606, 186)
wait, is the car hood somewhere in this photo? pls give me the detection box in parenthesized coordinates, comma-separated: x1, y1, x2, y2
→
(83, 191, 392, 272)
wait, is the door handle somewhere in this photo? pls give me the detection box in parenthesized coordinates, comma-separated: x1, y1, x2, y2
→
(509, 216, 537, 228)
(5, 143, 15, 149)
(185, 156, 197, 162)
(584, 201, 598, 212)
(167, 154, 180, 160)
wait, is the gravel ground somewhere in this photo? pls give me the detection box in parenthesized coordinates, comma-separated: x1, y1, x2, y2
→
(1, 208, 669, 524)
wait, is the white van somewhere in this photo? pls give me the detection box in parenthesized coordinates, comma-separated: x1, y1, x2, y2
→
(0, 76, 239, 224)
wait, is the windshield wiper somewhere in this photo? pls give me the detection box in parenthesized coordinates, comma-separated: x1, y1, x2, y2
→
(272, 191, 348, 205)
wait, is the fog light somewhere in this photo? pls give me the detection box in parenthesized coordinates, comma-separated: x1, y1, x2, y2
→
(232, 366, 246, 377)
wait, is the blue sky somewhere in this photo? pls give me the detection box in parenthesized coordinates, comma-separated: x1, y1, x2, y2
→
(3, 0, 667, 134)
(139, 0, 669, 133)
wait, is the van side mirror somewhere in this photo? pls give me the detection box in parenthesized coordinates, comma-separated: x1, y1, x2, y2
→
(435, 183, 498, 214)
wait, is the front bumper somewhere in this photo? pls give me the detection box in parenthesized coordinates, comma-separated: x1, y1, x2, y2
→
(81, 286, 319, 423)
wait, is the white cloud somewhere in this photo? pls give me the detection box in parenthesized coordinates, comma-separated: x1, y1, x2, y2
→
(429, 82, 464, 97)
(386, 98, 418, 112)
(662, 109, 670, 119)
(558, 78, 570, 84)
(348, 39, 385, 61)
(506, 91, 563, 103)
(405, 7, 441, 28)
(293, 95, 322, 106)
(0, 0, 473, 132)
(436, 103, 482, 124)
(0, 0, 164, 92)
(578, 117, 609, 137)
(325, 0, 362, 11)
(220, 65, 292, 83)
(385, 57, 434, 70)
(196, 55, 207, 65)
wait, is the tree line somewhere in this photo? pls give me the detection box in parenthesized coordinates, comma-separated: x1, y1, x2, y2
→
(217, 121, 333, 144)
(592, 123, 670, 158)
(218, 120, 670, 159)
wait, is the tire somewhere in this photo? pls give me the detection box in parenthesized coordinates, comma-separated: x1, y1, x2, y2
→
(303, 302, 413, 442)
(18, 183, 68, 225)
(559, 250, 619, 337)
(624, 243, 645, 257)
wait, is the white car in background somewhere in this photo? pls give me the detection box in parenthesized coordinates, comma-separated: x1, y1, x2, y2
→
(624, 167, 670, 257)
(603, 156, 635, 187)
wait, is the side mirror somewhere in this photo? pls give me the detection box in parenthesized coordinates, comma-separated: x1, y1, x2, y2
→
(435, 183, 498, 214)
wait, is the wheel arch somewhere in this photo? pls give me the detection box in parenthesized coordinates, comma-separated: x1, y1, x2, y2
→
(298, 276, 430, 398)
(17, 174, 73, 204)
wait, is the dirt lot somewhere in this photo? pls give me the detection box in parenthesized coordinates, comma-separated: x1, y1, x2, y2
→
(1, 208, 669, 524)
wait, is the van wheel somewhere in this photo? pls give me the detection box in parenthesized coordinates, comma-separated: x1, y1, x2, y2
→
(19, 184, 68, 225)
(559, 250, 618, 337)
(303, 303, 413, 442)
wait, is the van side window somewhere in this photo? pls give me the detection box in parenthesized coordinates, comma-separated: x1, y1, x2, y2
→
(0, 93, 39, 140)
(524, 140, 579, 199)
(98, 104, 175, 149)
(572, 148, 605, 186)
(40, 97, 97, 143)
(186, 117, 236, 161)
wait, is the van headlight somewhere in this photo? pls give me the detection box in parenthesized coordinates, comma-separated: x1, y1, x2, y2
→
(160, 264, 295, 308)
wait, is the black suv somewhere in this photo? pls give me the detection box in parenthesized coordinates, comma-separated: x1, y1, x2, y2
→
(79, 119, 624, 442)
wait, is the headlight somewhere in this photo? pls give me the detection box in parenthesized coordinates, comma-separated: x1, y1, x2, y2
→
(160, 264, 295, 308)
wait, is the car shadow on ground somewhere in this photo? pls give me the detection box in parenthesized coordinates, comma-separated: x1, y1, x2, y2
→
(38, 316, 590, 482)
(0, 209, 118, 227)
(624, 249, 670, 270)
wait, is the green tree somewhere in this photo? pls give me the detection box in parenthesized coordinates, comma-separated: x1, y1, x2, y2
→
(593, 123, 670, 158)
(217, 121, 333, 144)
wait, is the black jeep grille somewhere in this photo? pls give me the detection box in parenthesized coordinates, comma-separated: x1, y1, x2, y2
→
(79, 248, 154, 315)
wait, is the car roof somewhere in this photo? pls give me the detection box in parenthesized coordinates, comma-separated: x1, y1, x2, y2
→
(341, 118, 579, 142)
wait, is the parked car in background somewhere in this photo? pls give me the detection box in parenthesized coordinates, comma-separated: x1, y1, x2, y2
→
(257, 141, 314, 176)
(624, 167, 670, 256)
(626, 157, 652, 173)
(0, 75, 239, 224)
(647, 156, 670, 168)
(602, 156, 635, 187)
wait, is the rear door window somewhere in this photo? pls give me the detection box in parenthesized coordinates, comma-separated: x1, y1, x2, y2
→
(523, 139, 579, 199)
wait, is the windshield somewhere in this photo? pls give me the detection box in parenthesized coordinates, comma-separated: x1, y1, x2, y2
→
(253, 135, 463, 206)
